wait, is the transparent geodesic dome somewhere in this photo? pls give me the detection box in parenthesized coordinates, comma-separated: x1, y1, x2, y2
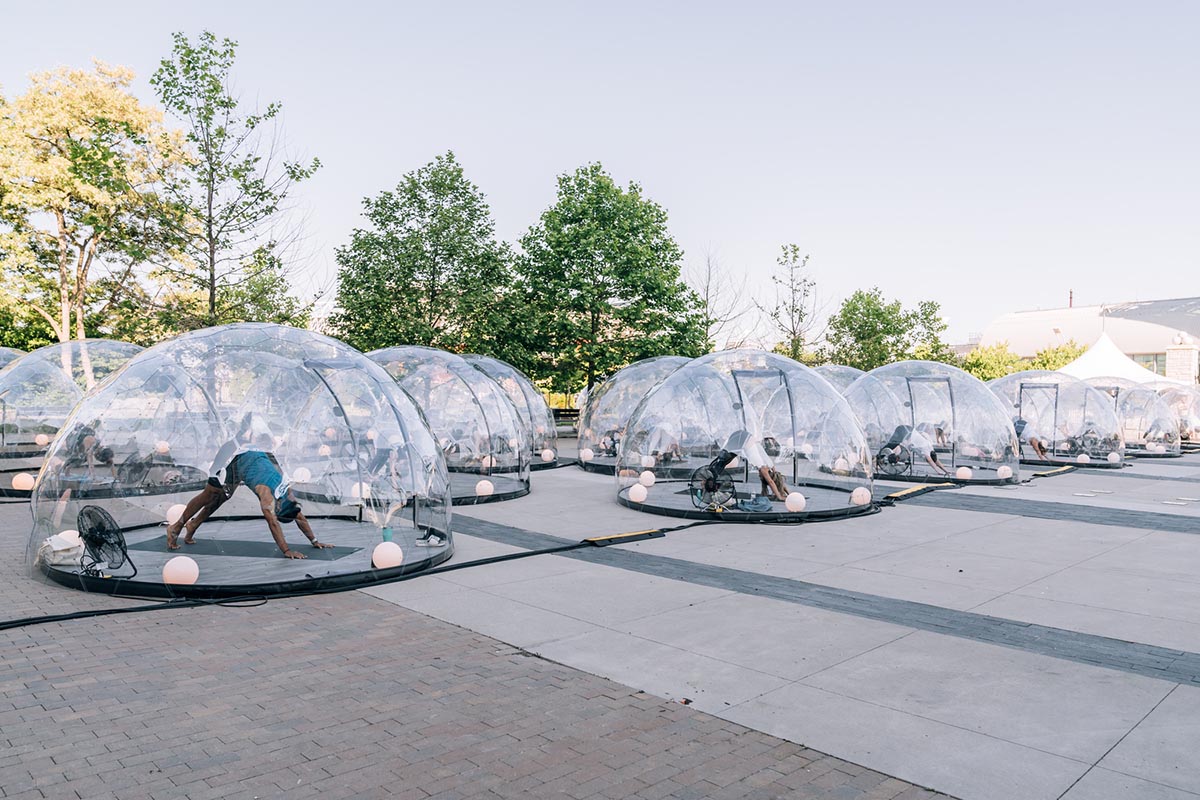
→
(814, 364, 865, 393)
(368, 346, 530, 502)
(27, 324, 452, 599)
(1, 339, 142, 496)
(0, 347, 23, 370)
(464, 354, 557, 469)
(844, 361, 1020, 483)
(1148, 383, 1200, 443)
(615, 350, 874, 521)
(577, 356, 690, 474)
(987, 371, 1124, 467)
(1086, 377, 1181, 457)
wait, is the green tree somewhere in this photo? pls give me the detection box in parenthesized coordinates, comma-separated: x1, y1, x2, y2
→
(822, 288, 955, 371)
(1029, 340, 1086, 370)
(758, 244, 819, 362)
(961, 341, 1024, 381)
(517, 163, 707, 392)
(330, 151, 511, 353)
(151, 31, 319, 329)
(0, 62, 184, 344)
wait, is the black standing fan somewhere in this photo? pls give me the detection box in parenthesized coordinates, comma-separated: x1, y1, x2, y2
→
(78, 505, 137, 578)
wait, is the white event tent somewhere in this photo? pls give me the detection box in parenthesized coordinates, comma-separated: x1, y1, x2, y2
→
(1058, 333, 1186, 385)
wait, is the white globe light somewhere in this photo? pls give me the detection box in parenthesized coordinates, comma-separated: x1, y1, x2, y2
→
(579, 448, 595, 462)
(475, 479, 495, 497)
(57, 529, 82, 546)
(1107, 452, 1121, 464)
(480, 455, 495, 469)
(372, 541, 404, 569)
(1076, 453, 1091, 464)
(508, 437, 520, 449)
(166, 504, 187, 525)
(324, 427, 337, 439)
(833, 457, 850, 473)
(366, 429, 378, 441)
(629, 483, 648, 503)
(955, 466, 973, 481)
(318, 444, 332, 457)
(541, 448, 555, 462)
(997, 465, 1013, 481)
(850, 487, 872, 506)
(292, 467, 312, 483)
(785, 492, 807, 512)
(155, 440, 171, 455)
(641, 455, 656, 468)
(617, 468, 638, 487)
(800, 443, 813, 456)
(638, 470, 656, 487)
(162, 555, 199, 585)
(351, 482, 372, 499)
(34, 433, 50, 447)
(11, 473, 34, 492)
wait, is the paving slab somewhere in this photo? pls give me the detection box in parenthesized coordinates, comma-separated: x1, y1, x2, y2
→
(844, 542, 1065, 593)
(1060, 767, 1200, 799)
(801, 631, 1174, 762)
(1098, 684, 1200, 795)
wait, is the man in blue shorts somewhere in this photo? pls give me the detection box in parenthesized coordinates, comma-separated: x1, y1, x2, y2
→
(166, 450, 332, 559)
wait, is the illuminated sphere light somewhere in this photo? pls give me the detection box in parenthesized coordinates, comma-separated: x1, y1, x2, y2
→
(1152, 443, 1166, 454)
(475, 479, 495, 497)
(34, 433, 51, 447)
(166, 504, 187, 525)
(318, 444, 332, 457)
(579, 448, 595, 462)
(1076, 453, 1091, 464)
(292, 467, 312, 483)
(57, 529, 82, 546)
(541, 448, 555, 462)
(833, 457, 850, 473)
(955, 466, 973, 481)
(959, 444, 981, 457)
(162, 555, 199, 585)
(617, 468, 638, 487)
(638, 470, 656, 487)
(997, 465, 1013, 481)
(508, 437, 519, 449)
(324, 427, 337, 439)
(785, 492, 807, 512)
(850, 487, 872, 506)
(480, 455, 495, 469)
(366, 429, 378, 441)
(372, 541, 404, 569)
(641, 455, 656, 469)
(155, 440, 171, 455)
(629, 483, 648, 503)
(11, 473, 35, 492)
(800, 443, 814, 456)
(1107, 452, 1121, 464)
(351, 482, 372, 499)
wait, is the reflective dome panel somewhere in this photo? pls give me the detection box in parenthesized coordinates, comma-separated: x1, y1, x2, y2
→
(464, 355, 557, 468)
(0, 347, 23, 370)
(615, 350, 874, 521)
(988, 371, 1124, 467)
(27, 324, 452, 598)
(368, 346, 531, 502)
(1, 339, 143, 495)
(1086, 377, 1181, 457)
(577, 356, 690, 474)
(1148, 383, 1200, 443)
(845, 361, 1020, 483)
(814, 364, 865, 393)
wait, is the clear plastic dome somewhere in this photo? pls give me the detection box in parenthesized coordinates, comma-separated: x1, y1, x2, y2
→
(368, 346, 530, 502)
(0, 347, 23, 369)
(577, 356, 690, 474)
(1, 339, 143, 496)
(814, 364, 865, 393)
(844, 361, 1020, 483)
(464, 354, 557, 469)
(27, 324, 452, 598)
(1148, 383, 1200, 443)
(1086, 377, 1181, 457)
(615, 350, 874, 521)
(987, 371, 1124, 467)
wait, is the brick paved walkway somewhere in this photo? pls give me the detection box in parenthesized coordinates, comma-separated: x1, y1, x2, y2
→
(0, 504, 948, 799)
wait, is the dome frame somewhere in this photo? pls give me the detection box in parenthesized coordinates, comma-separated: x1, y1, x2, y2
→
(464, 354, 558, 470)
(1086, 377, 1181, 458)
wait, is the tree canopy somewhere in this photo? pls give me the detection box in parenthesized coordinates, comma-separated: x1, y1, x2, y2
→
(961, 341, 1024, 381)
(822, 288, 956, 371)
(1029, 340, 1086, 370)
(516, 163, 708, 391)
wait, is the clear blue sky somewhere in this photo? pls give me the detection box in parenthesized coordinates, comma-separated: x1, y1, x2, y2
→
(3, 1, 1197, 344)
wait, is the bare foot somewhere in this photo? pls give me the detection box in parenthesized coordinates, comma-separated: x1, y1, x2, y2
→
(166, 522, 182, 550)
(183, 520, 199, 545)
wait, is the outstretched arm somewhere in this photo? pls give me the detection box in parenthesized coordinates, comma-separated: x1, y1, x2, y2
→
(295, 513, 332, 548)
(256, 486, 305, 559)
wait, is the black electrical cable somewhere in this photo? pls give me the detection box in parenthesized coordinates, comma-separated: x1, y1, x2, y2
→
(0, 520, 718, 633)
